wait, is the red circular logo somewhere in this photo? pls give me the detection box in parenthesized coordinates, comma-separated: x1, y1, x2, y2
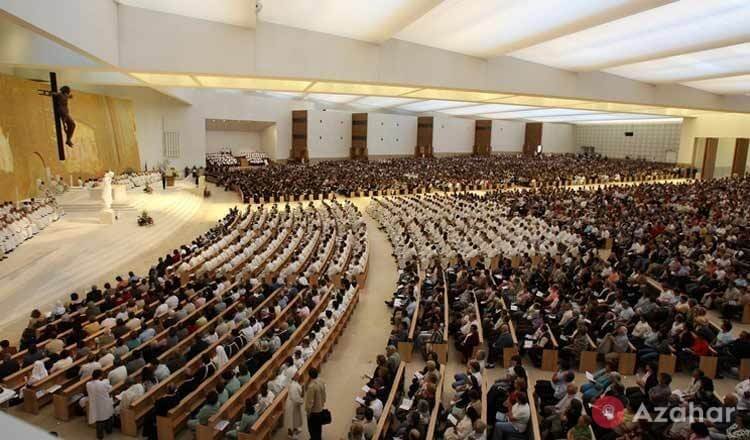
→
(591, 396, 625, 428)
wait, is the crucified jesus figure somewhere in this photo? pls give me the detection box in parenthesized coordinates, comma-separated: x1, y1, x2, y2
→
(52, 86, 75, 147)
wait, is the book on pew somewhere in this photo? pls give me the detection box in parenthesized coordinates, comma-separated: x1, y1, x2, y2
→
(510, 305, 518, 311)
(35, 389, 46, 398)
(355, 397, 366, 406)
(399, 398, 413, 411)
(48, 384, 62, 394)
(215, 420, 230, 431)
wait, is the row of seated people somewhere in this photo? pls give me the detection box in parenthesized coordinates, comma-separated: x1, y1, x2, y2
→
(212, 154, 683, 203)
(77, 171, 161, 190)
(112, 172, 162, 190)
(171, 200, 364, 440)
(184, 277, 358, 437)
(0, 205, 249, 415)
(534, 358, 750, 440)
(363, 179, 748, 439)
(1, 196, 64, 255)
(121, 201, 365, 440)
(206, 152, 239, 170)
(0, 199, 365, 438)
(189, 215, 366, 440)
(372, 178, 749, 369)
(9, 206, 242, 355)
(375, 213, 487, 440)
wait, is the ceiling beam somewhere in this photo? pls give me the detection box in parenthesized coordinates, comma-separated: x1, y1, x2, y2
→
(498, 0, 676, 56)
(373, 0, 445, 43)
(0, 7, 194, 104)
(585, 37, 750, 73)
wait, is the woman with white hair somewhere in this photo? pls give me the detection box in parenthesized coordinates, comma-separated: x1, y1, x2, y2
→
(27, 360, 48, 385)
(213, 345, 229, 369)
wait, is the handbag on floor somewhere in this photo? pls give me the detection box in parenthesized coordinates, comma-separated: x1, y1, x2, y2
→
(320, 409, 332, 425)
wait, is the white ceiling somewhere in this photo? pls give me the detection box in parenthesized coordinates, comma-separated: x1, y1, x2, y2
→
(115, 0, 256, 28)
(251, 0, 750, 96)
(396, 0, 672, 57)
(109, 0, 750, 95)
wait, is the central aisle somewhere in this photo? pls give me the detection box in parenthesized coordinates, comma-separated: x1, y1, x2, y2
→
(306, 198, 400, 439)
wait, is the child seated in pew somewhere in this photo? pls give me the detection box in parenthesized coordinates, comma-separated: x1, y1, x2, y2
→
(256, 383, 275, 415)
(522, 322, 552, 368)
(187, 390, 220, 430)
(114, 377, 145, 415)
(540, 397, 583, 440)
(225, 397, 259, 439)
(636, 327, 673, 365)
(581, 362, 621, 404)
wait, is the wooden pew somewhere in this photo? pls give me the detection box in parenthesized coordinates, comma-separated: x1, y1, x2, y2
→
(473, 293, 485, 358)
(481, 375, 488, 425)
(194, 289, 329, 440)
(371, 362, 406, 440)
(528, 383, 543, 440)
(541, 325, 559, 371)
(427, 270, 449, 364)
(397, 269, 423, 363)
(158, 291, 306, 440)
(22, 355, 88, 414)
(120, 287, 283, 436)
(617, 342, 637, 376)
(424, 368, 445, 440)
(242, 285, 363, 440)
(500, 299, 519, 368)
(579, 334, 599, 374)
(52, 294, 222, 421)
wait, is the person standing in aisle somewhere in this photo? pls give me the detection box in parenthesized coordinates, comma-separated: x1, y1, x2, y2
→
(305, 368, 327, 440)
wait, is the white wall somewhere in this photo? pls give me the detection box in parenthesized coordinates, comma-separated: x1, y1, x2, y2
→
(367, 113, 417, 157)
(306, 110, 351, 159)
(715, 137, 736, 178)
(433, 116, 474, 155)
(260, 125, 277, 160)
(117, 5, 255, 74)
(575, 123, 681, 162)
(541, 123, 575, 154)
(78, 86, 303, 168)
(678, 113, 750, 165)
(205, 130, 260, 156)
(491, 120, 524, 153)
(0, 0, 120, 65)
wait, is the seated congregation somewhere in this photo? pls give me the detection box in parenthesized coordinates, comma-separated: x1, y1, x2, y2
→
(366, 176, 748, 439)
(212, 154, 686, 204)
(0, 198, 369, 440)
(1, 196, 64, 256)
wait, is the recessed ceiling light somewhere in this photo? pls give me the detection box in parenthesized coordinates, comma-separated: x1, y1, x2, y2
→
(131, 72, 198, 87)
(195, 76, 311, 91)
(307, 82, 419, 96)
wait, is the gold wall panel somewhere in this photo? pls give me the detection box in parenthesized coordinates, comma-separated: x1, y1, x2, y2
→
(0, 73, 140, 200)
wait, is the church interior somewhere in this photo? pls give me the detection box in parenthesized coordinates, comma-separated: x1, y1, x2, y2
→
(1, 1, 750, 440)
